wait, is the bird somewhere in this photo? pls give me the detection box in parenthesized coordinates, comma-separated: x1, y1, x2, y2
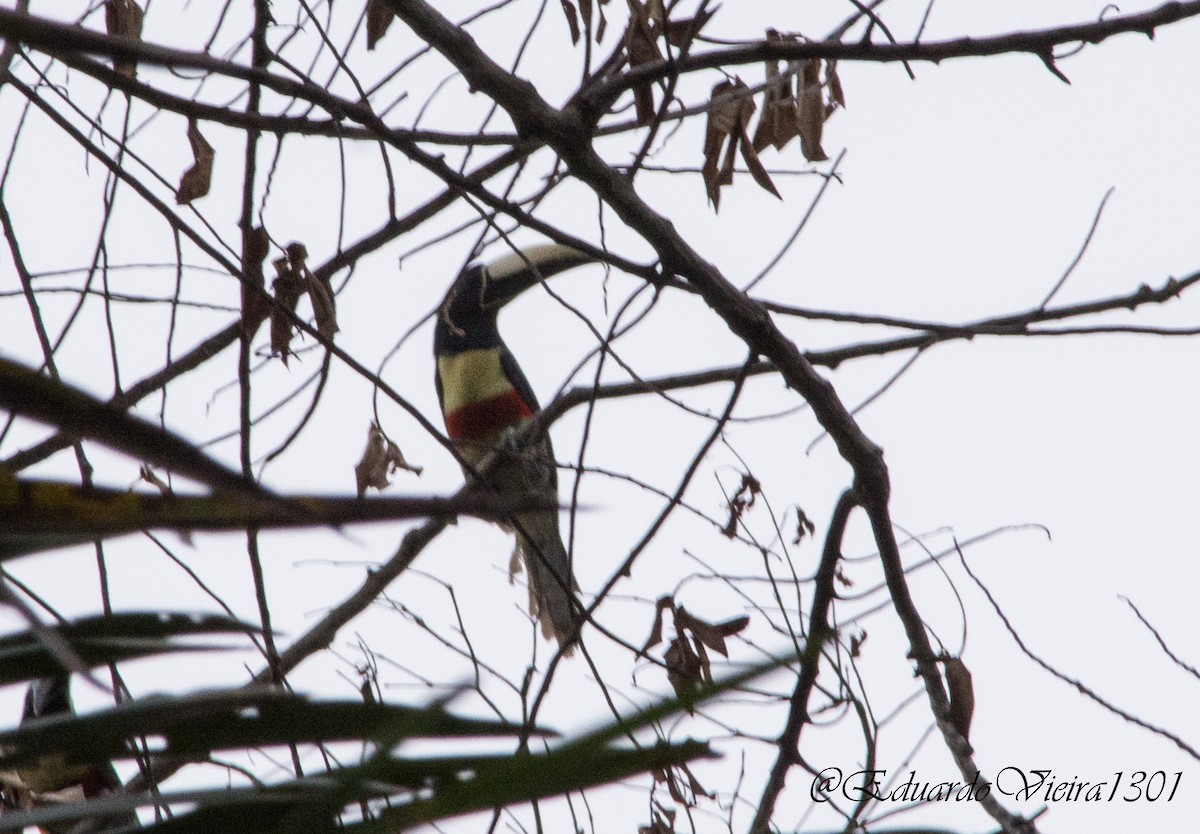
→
(12, 675, 139, 833)
(434, 243, 596, 653)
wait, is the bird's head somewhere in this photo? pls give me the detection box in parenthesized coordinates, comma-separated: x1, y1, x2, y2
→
(435, 243, 597, 354)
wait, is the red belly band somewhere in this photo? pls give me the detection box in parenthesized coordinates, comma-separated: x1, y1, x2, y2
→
(445, 388, 533, 441)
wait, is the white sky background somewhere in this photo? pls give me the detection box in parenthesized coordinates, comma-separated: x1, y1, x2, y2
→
(1, 1, 1199, 833)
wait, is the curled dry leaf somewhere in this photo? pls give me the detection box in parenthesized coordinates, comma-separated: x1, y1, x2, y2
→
(797, 60, 830, 162)
(176, 120, 214, 205)
(793, 505, 816, 544)
(655, 598, 749, 702)
(623, 2, 663, 125)
(285, 242, 338, 338)
(105, 0, 144, 79)
(942, 656, 975, 750)
(640, 595, 675, 656)
(752, 31, 800, 153)
(355, 422, 422, 497)
(306, 273, 339, 338)
(721, 471, 761, 537)
(702, 79, 779, 211)
(675, 606, 748, 658)
(558, 0, 581, 44)
(752, 31, 844, 164)
(365, 0, 395, 51)
(270, 255, 303, 365)
(664, 635, 703, 701)
(664, 6, 716, 49)
(827, 59, 845, 109)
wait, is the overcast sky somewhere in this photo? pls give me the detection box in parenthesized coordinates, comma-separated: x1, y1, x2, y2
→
(1, 2, 1198, 832)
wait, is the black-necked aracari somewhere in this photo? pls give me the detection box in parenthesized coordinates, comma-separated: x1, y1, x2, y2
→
(434, 244, 595, 653)
(16, 676, 139, 833)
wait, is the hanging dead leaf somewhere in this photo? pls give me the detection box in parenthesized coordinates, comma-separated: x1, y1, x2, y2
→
(661, 765, 686, 803)
(306, 272, 339, 338)
(721, 471, 761, 537)
(793, 505, 815, 544)
(681, 763, 714, 800)
(176, 120, 214, 205)
(675, 607, 748, 657)
(849, 629, 866, 658)
(365, 0, 395, 51)
(283, 241, 339, 339)
(105, 0, 144, 79)
(827, 59, 845, 109)
(623, 5, 663, 126)
(640, 595, 675, 656)
(835, 565, 853, 587)
(942, 656, 975, 750)
(702, 79, 778, 210)
(355, 422, 422, 497)
(558, 0, 581, 43)
(797, 60, 830, 162)
(663, 7, 716, 49)
(664, 635, 703, 701)
(270, 255, 303, 366)
(752, 31, 800, 153)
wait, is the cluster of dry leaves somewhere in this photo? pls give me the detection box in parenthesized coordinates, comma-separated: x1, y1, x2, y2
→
(368, 0, 843, 210)
(642, 596, 750, 700)
(703, 49, 843, 209)
(354, 423, 422, 497)
(266, 242, 339, 365)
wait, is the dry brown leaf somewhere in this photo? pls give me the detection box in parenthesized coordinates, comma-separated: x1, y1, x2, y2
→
(681, 763, 714, 800)
(662, 766, 686, 803)
(701, 79, 774, 209)
(793, 506, 816, 544)
(355, 423, 422, 497)
(558, 0, 581, 43)
(285, 242, 338, 338)
(664, 635, 703, 701)
(942, 656, 975, 749)
(176, 120, 214, 205)
(105, 0, 144, 79)
(365, 0, 395, 51)
(797, 60, 829, 162)
(640, 595, 675, 655)
(676, 607, 748, 657)
(752, 31, 799, 153)
(664, 7, 715, 49)
(721, 471, 761, 537)
(270, 255, 302, 365)
(849, 629, 866, 658)
(623, 7, 662, 126)
(306, 273, 338, 338)
(827, 59, 845, 109)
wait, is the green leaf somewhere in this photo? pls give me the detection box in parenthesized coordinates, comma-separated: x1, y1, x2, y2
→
(0, 612, 261, 685)
(0, 689, 544, 772)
